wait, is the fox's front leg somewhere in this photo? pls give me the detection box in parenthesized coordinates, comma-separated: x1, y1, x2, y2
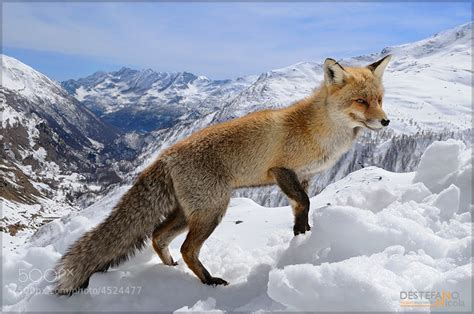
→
(270, 168, 311, 235)
(300, 179, 311, 231)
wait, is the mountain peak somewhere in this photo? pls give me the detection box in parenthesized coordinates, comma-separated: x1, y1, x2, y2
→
(1, 54, 66, 101)
(114, 66, 139, 77)
(380, 22, 472, 58)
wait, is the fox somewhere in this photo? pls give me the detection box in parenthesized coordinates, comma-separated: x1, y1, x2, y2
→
(55, 55, 392, 294)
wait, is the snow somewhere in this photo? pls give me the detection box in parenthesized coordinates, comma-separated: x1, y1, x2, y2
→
(175, 298, 224, 313)
(1, 54, 65, 103)
(268, 247, 406, 312)
(31, 147, 47, 162)
(431, 185, 460, 221)
(0, 104, 23, 128)
(86, 137, 104, 150)
(73, 86, 88, 102)
(268, 247, 471, 312)
(2, 140, 471, 312)
(413, 139, 472, 211)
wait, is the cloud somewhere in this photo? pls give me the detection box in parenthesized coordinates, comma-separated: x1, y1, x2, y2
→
(3, 2, 471, 79)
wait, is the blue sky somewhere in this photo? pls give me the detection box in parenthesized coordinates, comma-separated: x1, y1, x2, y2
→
(2, 2, 472, 81)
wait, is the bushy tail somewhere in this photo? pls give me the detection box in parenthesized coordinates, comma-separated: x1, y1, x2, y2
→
(54, 160, 176, 295)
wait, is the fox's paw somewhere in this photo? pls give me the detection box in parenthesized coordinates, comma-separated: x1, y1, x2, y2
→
(293, 224, 306, 236)
(293, 219, 310, 235)
(294, 222, 311, 235)
(204, 277, 229, 286)
(294, 213, 311, 235)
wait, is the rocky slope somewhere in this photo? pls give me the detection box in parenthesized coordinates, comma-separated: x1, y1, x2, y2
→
(1, 55, 138, 233)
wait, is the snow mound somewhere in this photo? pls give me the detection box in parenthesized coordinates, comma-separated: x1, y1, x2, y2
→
(174, 297, 223, 313)
(269, 141, 472, 311)
(413, 139, 472, 211)
(269, 246, 472, 312)
(2, 140, 472, 312)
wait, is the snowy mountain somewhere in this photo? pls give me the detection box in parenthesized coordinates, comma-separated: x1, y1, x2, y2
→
(1, 55, 139, 233)
(215, 61, 324, 122)
(62, 68, 256, 133)
(2, 55, 119, 142)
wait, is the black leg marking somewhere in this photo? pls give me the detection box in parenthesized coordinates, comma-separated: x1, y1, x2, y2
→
(270, 168, 310, 235)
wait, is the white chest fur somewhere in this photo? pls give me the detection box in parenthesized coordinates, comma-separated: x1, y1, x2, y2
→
(296, 127, 358, 180)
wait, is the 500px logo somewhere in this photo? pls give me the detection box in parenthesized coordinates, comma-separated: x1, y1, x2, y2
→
(18, 268, 73, 283)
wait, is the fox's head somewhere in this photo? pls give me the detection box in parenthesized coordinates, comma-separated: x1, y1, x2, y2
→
(322, 55, 392, 131)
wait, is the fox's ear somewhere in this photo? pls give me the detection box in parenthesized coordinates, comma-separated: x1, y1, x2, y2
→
(323, 58, 349, 86)
(367, 55, 392, 79)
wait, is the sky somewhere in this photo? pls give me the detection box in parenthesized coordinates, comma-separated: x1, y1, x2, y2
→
(2, 2, 472, 81)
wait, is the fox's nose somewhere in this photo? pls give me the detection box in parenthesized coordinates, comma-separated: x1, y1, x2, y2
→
(381, 119, 390, 126)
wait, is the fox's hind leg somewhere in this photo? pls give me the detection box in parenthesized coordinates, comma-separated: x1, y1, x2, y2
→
(152, 207, 188, 266)
(270, 167, 311, 235)
(180, 206, 229, 286)
(171, 164, 231, 285)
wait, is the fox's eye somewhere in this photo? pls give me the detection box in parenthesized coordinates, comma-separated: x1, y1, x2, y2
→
(355, 99, 368, 105)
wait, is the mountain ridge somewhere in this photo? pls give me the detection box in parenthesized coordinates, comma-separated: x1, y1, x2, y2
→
(61, 65, 256, 133)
